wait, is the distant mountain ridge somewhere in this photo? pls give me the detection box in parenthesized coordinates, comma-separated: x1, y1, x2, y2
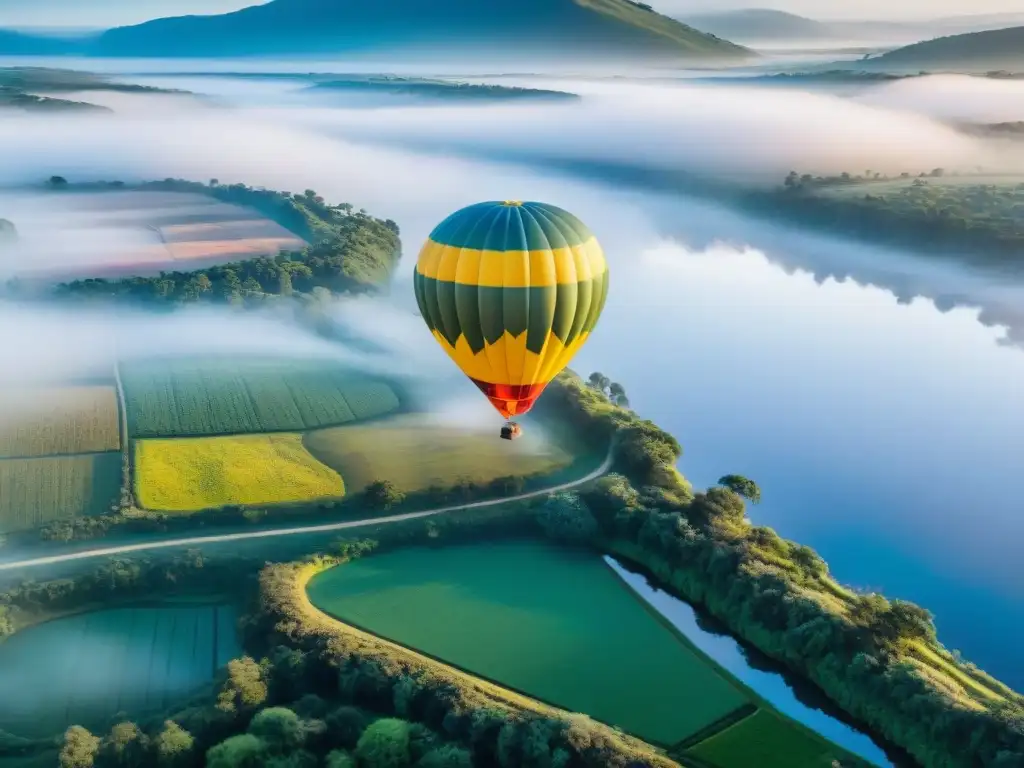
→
(680, 9, 835, 42)
(82, 0, 751, 60)
(678, 7, 1024, 47)
(868, 26, 1024, 70)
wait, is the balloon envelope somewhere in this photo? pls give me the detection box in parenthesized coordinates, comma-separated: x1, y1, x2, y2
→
(414, 200, 608, 419)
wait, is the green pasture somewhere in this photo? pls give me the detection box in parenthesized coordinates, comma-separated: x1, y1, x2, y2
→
(119, 356, 399, 438)
(306, 541, 749, 746)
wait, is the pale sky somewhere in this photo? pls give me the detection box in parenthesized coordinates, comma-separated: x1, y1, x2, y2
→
(1, 0, 1023, 29)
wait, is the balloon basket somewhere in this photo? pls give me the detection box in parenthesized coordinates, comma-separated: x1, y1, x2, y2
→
(500, 422, 523, 441)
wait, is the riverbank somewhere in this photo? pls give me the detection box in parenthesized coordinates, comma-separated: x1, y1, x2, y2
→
(533, 371, 1023, 768)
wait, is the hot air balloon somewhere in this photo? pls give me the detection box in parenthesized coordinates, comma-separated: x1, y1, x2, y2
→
(413, 200, 608, 439)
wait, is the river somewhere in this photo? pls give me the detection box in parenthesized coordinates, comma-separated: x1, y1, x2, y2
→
(570, 203, 1024, 692)
(0, 56, 1020, 751)
(607, 557, 899, 767)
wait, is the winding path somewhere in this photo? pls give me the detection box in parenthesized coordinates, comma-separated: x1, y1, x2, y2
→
(0, 452, 614, 573)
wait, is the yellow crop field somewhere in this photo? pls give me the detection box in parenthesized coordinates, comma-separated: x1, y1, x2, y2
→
(135, 434, 345, 512)
(304, 414, 574, 494)
(0, 386, 121, 458)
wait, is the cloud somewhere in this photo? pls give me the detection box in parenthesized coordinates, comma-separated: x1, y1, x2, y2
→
(273, 77, 1021, 179)
(851, 74, 1024, 125)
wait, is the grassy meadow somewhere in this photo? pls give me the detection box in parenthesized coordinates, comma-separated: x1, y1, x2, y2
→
(134, 433, 345, 512)
(120, 357, 399, 438)
(0, 603, 241, 738)
(687, 709, 842, 768)
(304, 414, 575, 493)
(0, 386, 121, 458)
(306, 541, 749, 746)
(0, 453, 120, 533)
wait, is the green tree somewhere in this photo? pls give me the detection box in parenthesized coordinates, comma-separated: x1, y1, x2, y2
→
(356, 719, 411, 768)
(536, 492, 598, 545)
(416, 745, 473, 768)
(587, 372, 610, 394)
(98, 722, 149, 767)
(365, 480, 405, 510)
(326, 751, 356, 768)
(324, 706, 367, 749)
(153, 721, 194, 768)
(790, 544, 828, 578)
(248, 707, 304, 753)
(206, 735, 267, 768)
(59, 726, 100, 768)
(216, 656, 269, 713)
(278, 270, 294, 296)
(717, 474, 761, 504)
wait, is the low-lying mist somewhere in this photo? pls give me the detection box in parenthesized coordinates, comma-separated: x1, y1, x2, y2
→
(2, 68, 1023, 198)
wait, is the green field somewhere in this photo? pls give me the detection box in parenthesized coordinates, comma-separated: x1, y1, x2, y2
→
(135, 433, 345, 511)
(688, 709, 838, 768)
(306, 541, 749, 746)
(0, 603, 241, 738)
(304, 414, 576, 493)
(0, 386, 120, 458)
(0, 453, 120, 533)
(120, 357, 400, 438)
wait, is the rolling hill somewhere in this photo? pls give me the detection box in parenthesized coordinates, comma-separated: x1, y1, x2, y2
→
(680, 9, 836, 42)
(869, 26, 1024, 70)
(90, 0, 752, 60)
(0, 29, 79, 55)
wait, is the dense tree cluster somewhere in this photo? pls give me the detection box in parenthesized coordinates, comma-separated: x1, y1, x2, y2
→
(534, 373, 1024, 768)
(244, 548, 676, 768)
(750, 174, 1024, 267)
(0, 549, 231, 640)
(39, 179, 401, 303)
(586, 372, 630, 409)
(56, 697, 471, 768)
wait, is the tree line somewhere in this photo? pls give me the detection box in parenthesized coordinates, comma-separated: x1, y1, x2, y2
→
(535, 371, 1024, 768)
(13, 178, 402, 304)
(744, 172, 1024, 268)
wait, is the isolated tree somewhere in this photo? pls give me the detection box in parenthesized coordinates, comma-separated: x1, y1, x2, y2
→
(783, 170, 799, 188)
(209, 178, 219, 186)
(59, 726, 100, 768)
(48, 175, 68, 188)
(608, 382, 626, 400)
(717, 474, 761, 505)
(153, 721, 194, 768)
(587, 371, 610, 394)
(365, 480, 405, 511)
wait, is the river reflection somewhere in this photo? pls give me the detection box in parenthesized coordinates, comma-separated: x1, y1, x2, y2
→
(607, 557, 900, 767)
(573, 228, 1024, 691)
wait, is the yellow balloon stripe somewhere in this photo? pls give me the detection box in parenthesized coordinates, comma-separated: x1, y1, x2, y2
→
(431, 328, 592, 388)
(416, 237, 606, 288)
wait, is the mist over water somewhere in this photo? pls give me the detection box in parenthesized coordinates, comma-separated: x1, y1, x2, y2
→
(1, 62, 1023, 692)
